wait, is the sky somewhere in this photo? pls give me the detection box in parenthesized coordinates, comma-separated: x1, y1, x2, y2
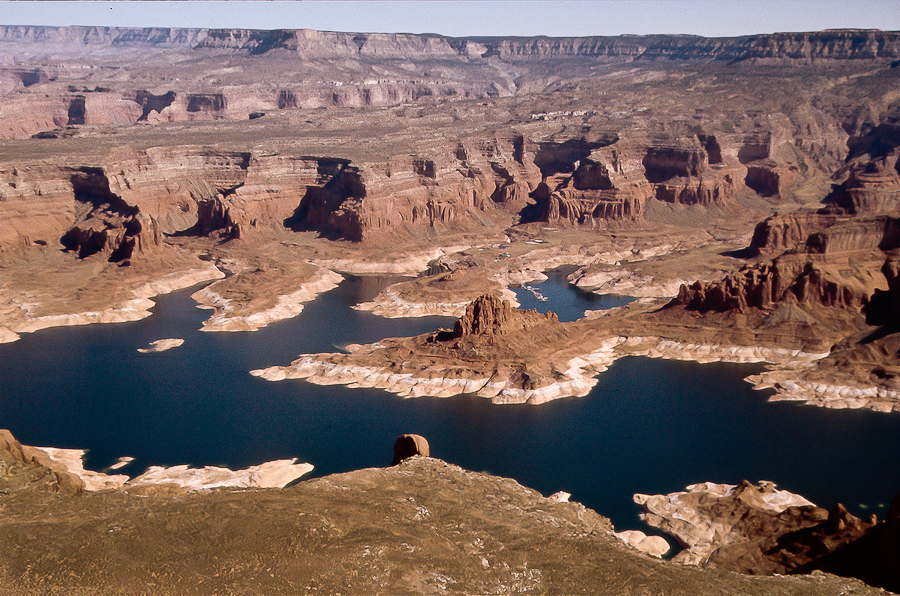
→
(0, 1, 897, 38)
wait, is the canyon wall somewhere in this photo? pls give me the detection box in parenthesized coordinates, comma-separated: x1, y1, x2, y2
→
(2, 26, 899, 61)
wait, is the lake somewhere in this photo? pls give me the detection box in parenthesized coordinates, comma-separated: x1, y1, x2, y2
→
(1, 270, 899, 533)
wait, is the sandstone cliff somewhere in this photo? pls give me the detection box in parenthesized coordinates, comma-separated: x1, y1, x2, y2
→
(2, 26, 899, 62)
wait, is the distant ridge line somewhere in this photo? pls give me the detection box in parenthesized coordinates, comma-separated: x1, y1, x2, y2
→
(1, 26, 899, 62)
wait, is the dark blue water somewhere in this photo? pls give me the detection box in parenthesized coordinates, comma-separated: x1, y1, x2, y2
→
(512, 266, 634, 321)
(1, 272, 899, 532)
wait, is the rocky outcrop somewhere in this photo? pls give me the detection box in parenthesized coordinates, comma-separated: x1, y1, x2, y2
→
(3, 455, 883, 596)
(831, 165, 900, 216)
(137, 338, 185, 353)
(748, 212, 900, 257)
(252, 295, 609, 405)
(669, 256, 873, 314)
(392, 434, 430, 465)
(744, 162, 794, 198)
(635, 481, 819, 567)
(741, 257, 900, 412)
(635, 481, 889, 579)
(640, 138, 739, 207)
(653, 175, 734, 206)
(0, 429, 84, 495)
(614, 530, 670, 558)
(450, 293, 522, 338)
(123, 460, 314, 495)
(749, 213, 837, 256)
(636, 480, 899, 591)
(827, 124, 900, 216)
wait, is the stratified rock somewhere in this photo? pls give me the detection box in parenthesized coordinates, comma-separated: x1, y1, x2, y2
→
(634, 480, 820, 567)
(669, 256, 873, 314)
(449, 294, 558, 339)
(0, 428, 84, 495)
(866, 257, 900, 326)
(748, 213, 837, 257)
(391, 434, 430, 465)
(451, 294, 515, 338)
(828, 126, 900, 216)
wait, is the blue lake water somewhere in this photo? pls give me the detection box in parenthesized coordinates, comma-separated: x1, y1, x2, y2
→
(511, 266, 634, 321)
(1, 270, 899, 533)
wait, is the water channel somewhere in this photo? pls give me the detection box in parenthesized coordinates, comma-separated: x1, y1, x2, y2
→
(1, 269, 899, 532)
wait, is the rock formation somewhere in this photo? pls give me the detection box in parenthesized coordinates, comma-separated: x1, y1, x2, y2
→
(0, 439, 888, 596)
(635, 480, 818, 567)
(392, 434, 430, 465)
(123, 460, 314, 495)
(0, 429, 84, 495)
(636, 480, 900, 592)
(669, 257, 874, 314)
(1, 429, 313, 497)
(137, 338, 185, 353)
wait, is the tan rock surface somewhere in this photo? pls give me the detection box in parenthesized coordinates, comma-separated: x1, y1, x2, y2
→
(191, 262, 343, 332)
(634, 481, 817, 566)
(0, 453, 888, 596)
(0, 429, 85, 495)
(137, 338, 185, 353)
(124, 460, 314, 495)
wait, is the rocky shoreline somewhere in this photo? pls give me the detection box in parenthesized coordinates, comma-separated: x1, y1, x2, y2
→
(0, 264, 224, 343)
(3, 427, 897, 594)
(192, 266, 344, 332)
(36, 439, 313, 494)
(250, 334, 858, 407)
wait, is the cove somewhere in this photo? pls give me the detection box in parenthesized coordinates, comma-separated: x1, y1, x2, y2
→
(1, 272, 899, 533)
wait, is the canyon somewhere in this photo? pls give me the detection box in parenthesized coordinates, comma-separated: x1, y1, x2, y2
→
(1, 23, 900, 593)
(0, 427, 892, 595)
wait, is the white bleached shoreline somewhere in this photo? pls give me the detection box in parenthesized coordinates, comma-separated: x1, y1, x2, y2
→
(6, 264, 224, 339)
(192, 267, 344, 332)
(39, 446, 313, 492)
(250, 335, 838, 407)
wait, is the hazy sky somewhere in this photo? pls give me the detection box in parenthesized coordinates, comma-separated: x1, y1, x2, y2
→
(0, 1, 897, 38)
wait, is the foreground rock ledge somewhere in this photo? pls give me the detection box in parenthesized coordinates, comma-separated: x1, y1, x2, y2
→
(636, 480, 900, 592)
(0, 456, 885, 596)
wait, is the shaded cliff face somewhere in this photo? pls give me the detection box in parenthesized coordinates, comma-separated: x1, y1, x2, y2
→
(636, 479, 899, 592)
(670, 256, 875, 314)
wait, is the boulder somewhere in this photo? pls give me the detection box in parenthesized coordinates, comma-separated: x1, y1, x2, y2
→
(392, 434, 430, 465)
